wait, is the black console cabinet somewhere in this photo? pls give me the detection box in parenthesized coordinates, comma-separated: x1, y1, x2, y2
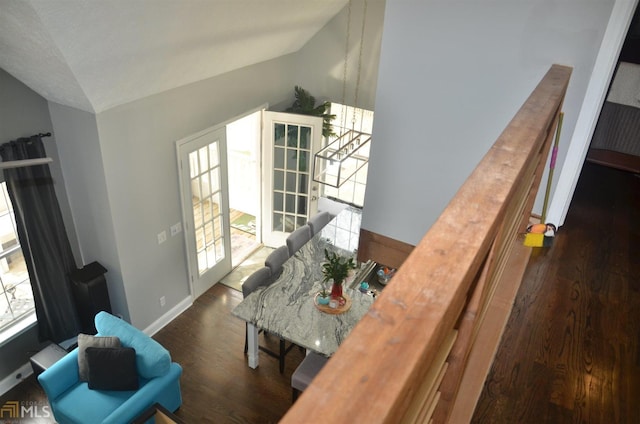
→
(69, 261, 111, 334)
(30, 343, 68, 377)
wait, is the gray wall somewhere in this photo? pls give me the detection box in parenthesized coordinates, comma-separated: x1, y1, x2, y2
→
(64, 54, 299, 329)
(295, 0, 385, 112)
(48, 103, 129, 321)
(363, 0, 615, 246)
(0, 68, 78, 381)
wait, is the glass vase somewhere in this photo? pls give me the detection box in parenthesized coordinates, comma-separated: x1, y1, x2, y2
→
(330, 280, 343, 299)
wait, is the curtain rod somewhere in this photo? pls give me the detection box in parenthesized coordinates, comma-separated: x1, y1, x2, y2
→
(0, 133, 55, 169)
(0, 157, 53, 170)
(0, 132, 52, 145)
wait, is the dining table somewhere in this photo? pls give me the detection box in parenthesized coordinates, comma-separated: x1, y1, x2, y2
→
(232, 206, 375, 369)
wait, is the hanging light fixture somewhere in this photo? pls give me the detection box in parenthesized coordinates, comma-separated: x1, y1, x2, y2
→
(313, 129, 371, 188)
(313, 0, 371, 188)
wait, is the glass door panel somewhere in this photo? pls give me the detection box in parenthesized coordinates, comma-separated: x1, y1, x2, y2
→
(190, 147, 226, 274)
(262, 111, 322, 247)
(178, 126, 231, 299)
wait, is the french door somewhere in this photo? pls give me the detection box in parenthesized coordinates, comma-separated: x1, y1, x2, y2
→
(177, 125, 231, 299)
(262, 111, 323, 247)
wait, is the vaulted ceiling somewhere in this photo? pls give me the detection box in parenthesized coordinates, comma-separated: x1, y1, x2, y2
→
(0, 0, 348, 113)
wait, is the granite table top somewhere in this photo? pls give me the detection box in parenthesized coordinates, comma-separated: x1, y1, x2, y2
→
(232, 207, 374, 357)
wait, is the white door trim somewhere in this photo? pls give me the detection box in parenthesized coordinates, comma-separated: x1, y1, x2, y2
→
(548, 0, 638, 226)
(176, 104, 269, 299)
(176, 124, 231, 299)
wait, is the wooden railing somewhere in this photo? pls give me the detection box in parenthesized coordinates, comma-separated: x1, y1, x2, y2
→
(280, 64, 572, 423)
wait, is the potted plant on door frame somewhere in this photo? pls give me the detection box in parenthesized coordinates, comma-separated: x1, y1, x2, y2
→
(286, 86, 336, 138)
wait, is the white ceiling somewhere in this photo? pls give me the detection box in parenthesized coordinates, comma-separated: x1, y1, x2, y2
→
(0, 0, 347, 113)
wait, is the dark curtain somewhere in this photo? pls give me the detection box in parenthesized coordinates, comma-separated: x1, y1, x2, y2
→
(0, 136, 80, 342)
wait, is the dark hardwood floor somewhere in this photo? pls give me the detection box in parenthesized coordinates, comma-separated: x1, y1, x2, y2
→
(152, 286, 305, 423)
(2, 162, 637, 423)
(0, 284, 305, 424)
(472, 162, 640, 423)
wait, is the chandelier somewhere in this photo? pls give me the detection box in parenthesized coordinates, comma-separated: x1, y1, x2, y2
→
(313, 0, 370, 188)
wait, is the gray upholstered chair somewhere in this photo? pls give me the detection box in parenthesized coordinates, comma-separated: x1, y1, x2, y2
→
(241, 266, 272, 299)
(307, 211, 331, 236)
(264, 245, 290, 280)
(242, 266, 294, 373)
(291, 352, 329, 402)
(286, 225, 312, 256)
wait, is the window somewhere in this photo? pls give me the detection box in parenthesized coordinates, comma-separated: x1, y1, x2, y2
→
(0, 182, 34, 337)
(320, 103, 373, 207)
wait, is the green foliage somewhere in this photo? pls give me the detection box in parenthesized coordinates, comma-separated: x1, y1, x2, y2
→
(286, 86, 336, 138)
(321, 249, 357, 285)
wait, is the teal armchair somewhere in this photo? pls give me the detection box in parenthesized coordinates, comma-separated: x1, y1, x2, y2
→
(38, 312, 182, 424)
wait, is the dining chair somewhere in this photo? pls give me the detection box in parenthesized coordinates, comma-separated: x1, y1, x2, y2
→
(242, 266, 294, 373)
(291, 352, 329, 402)
(241, 266, 272, 299)
(286, 224, 312, 256)
(307, 211, 331, 236)
(264, 245, 289, 280)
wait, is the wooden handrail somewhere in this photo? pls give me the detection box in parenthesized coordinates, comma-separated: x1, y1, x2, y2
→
(280, 64, 572, 423)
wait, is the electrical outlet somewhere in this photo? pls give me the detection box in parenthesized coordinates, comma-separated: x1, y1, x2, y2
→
(157, 230, 167, 244)
(170, 222, 182, 236)
(160, 296, 166, 307)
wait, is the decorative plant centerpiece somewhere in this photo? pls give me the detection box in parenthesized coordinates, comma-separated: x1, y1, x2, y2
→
(321, 249, 357, 301)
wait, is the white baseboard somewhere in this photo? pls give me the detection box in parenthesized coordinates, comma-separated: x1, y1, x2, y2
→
(143, 296, 192, 336)
(0, 362, 33, 397)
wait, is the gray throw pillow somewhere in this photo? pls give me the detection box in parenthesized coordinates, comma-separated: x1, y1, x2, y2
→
(77, 333, 121, 381)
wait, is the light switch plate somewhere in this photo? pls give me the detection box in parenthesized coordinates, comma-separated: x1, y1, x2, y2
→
(170, 222, 182, 236)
